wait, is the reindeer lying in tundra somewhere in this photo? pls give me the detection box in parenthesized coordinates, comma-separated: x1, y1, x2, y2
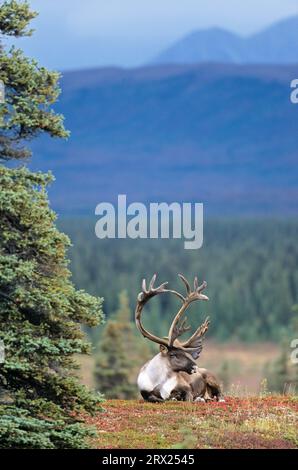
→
(135, 274, 224, 403)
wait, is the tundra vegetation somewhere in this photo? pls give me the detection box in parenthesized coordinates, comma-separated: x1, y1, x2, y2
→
(86, 397, 298, 449)
(0, 1, 103, 448)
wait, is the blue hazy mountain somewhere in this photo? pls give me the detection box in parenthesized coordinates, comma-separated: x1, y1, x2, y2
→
(30, 63, 298, 215)
(152, 16, 298, 65)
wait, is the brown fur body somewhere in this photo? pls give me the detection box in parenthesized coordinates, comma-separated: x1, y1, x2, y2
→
(170, 368, 223, 402)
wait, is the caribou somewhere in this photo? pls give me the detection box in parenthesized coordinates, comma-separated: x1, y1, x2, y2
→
(135, 274, 223, 403)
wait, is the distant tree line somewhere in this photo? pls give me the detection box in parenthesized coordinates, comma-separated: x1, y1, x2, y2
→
(59, 218, 298, 343)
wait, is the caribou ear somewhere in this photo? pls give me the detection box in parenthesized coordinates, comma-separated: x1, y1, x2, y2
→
(160, 344, 168, 355)
(189, 348, 202, 360)
(187, 337, 203, 360)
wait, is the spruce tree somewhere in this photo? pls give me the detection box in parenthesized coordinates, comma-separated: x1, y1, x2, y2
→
(94, 291, 150, 399)
(266, 342, 290, 393)
(0, 0, 68, 160)
(0, 1, 104, 448)
(265, 308, 298, 395)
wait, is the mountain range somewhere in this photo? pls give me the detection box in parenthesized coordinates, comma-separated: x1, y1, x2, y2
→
(29, 62, 298, 215)
(152, 16, 298, 65)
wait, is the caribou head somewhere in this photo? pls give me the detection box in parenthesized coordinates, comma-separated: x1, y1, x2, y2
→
(135, 274, 211, 402)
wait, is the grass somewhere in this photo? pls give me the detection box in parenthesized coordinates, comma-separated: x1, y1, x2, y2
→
(85, 396, 298, 449)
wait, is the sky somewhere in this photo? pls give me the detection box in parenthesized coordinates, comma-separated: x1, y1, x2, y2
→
(5, 0, 298, 70)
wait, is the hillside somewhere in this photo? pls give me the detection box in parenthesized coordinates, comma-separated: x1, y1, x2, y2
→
(30, 63, 298, 214)
(86, 398, 298, 449)
(153, 16, 298, 65)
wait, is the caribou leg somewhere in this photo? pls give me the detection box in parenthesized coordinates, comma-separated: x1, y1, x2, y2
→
(141, 386, 165, 403)
(141, 391, 164, 403)
(170, 376, 194, 402)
